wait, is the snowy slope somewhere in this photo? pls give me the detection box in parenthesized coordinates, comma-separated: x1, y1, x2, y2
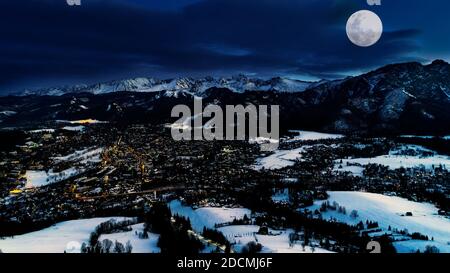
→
(335, 155, 450, 171)
(99, 223, 160, 253)
(393, 240, 450, 253)
(52, 147, 104, 164)
(169, 200, 251, 232)
(169, 200, 332, 253)
(288, 130, 344, 142)
(24, 168, 80, 188)
(218, 225, 333, 253)
(253, 131, 344, 170)
(334, 144, 450, 174)
(0, 217, 132, 253)
(62, 125, 85, 132)
(24, 147, 104, 188)
(306, 192, 450, 249)
(253, 146, 309, 170)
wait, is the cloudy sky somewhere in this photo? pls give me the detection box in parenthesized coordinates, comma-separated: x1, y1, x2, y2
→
(1, 0, 450, 94)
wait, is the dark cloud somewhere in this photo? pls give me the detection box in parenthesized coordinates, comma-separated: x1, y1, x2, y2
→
(0, 0, 438, 93)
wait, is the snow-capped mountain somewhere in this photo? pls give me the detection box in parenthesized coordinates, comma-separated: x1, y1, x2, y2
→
(21, 75, 315, 96)
(4, 60, 450, 135)
(295, 59, 450, 133)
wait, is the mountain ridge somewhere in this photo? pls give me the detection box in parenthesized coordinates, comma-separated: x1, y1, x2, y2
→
(15, 75, 315, 97)
(1, 60, 450, 135)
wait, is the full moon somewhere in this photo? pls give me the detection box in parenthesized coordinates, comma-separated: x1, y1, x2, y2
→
(346, 10, 383, 47)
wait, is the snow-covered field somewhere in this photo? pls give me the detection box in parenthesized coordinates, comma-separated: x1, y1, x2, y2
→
(333, 145, 450, 174)
(333, 165, 365, 177)
(24, 168, 80, 188)
(62, 125, 85, 132)
(169, 200, 251, 232)
(253, 146, 309, 170)
(99, 223, 160, 253)
(29, 128, 55, 133)
(249, 137, 279, 145)
(306, 191, 450, 253)
(400, 135, 450, 140)
(336, 155, 450, 170)
(253, 143, 340, 170)
(393, 240, 450, 253)
(23, 147, 104, 188)
(52, 147, 104, 164)
(288, 130, 344, 142)
(0, 217, 133, 253)
(253, 130, 344, 170)
(218, 225, 332, 253)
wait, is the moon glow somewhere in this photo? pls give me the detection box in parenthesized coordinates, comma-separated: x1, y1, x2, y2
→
(346, 10, 383, 47)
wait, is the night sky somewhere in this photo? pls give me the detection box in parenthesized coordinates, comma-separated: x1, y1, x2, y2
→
(1, 0, 450, 94)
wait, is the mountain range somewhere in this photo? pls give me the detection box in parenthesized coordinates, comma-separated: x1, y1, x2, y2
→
(1, 60, 450, 135)
(18, 75, 314, 96)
